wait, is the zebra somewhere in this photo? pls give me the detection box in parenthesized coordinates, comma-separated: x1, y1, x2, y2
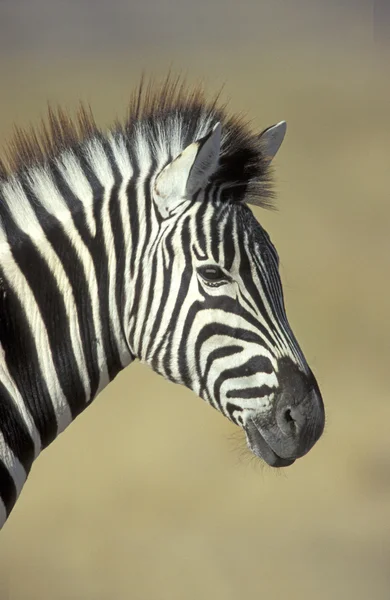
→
(0, 76, 325, 529)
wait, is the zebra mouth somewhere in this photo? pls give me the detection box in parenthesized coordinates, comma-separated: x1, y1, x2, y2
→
(244, 419, 295, 468)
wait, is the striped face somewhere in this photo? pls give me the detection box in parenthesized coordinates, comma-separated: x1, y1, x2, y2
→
(139, 123, 325, 467)
(187, 201, 308, 420)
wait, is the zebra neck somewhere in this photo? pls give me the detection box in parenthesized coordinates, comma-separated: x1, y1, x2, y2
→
(0, 158, 140, 526)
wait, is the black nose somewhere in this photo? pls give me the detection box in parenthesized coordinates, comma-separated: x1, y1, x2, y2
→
(274, 384, 324, 457)
(248, 358, 325, 464)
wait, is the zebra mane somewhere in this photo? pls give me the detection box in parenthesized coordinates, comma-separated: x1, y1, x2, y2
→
(0, 75, 274, 209)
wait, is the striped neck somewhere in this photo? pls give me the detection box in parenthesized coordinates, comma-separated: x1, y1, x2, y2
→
(0, 135, 143, 524)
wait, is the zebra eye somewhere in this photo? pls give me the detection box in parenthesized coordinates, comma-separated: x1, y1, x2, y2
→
(197, 265, 229, 287)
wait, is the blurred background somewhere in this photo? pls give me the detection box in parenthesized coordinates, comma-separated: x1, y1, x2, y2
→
(0, 1, 389, 598)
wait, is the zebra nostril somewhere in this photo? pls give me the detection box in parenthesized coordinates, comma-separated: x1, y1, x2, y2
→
(281, 407, 297, 433)
(284, 408, 294, 423)
(276, 402, 301, 436)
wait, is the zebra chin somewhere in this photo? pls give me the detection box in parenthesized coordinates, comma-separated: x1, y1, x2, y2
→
(242, 358, 325, 468)
(244, 421, 296, 467)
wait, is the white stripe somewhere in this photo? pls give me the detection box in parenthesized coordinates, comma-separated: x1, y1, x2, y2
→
(245, 246, 289, 355)
(12, 168, 109, 396)
(109, 134, 134, 359)
(3, 174, 92, 406)
(252, 250, 297, 360)
(0, 182, 72, 433)
(0, 255, 71, 433)
(130, 137, 154, 355)
(26, 170, 92, 400)
(57, 151, 97, 236)
(84, 139, 131, 367)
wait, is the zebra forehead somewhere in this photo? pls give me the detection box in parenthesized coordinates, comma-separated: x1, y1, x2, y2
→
(210, 200, 274, 245)
(0, 74, 275, 211)
(185, 201, 277, 271)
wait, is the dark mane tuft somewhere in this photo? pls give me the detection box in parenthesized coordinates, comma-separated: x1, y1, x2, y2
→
(126, 73, 219, 125)
(0, 104, 98, 179)
(0, 74, 274, 208)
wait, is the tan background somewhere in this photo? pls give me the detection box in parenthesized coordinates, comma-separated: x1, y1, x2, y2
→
(0, 1, 389, 598)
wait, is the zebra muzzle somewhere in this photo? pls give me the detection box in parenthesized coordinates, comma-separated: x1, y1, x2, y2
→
(243, 360, 325, 467)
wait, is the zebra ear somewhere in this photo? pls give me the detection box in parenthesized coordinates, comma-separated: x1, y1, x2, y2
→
(154, 123, 221, 218)
(186, 122, 221, 195)
(258, 121, 287, 164)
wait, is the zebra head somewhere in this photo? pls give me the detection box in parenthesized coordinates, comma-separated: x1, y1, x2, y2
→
(139, 118, 324, 467)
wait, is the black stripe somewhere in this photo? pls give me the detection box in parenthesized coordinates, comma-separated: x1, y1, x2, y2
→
(147, 233, 175, 366)
(138, 244, 158, 353)
(192, 244, 207, 261)
(106, 142, 128, 341)
(0, 459, 17, 518)
(77, 151, 123, 380)
(50, 164, 102, 400)
(127, 152, 140, 278)
(0, 380, 35, 473)
(210, 208, 221, 263)
(45, 222, 100, 399)
(127, 248, 145, 352)
(193, 322, 275, 406)
(226, 386, 274, 399)
(162, 217, 193, 381)
(225, 402, 242, 422)
(239, 242, 285, 346)
(0, 265, 58, 448)
(213, 356, 274, 408)
(222, 213, 235, 271)
(136, 158, 158, 352)
(194, 200, 208, 255)
(200, 345, 243, 402)
(192, 304, 276, 367)
(9, 223, 86, 419)
(51, 157, 91, 235)
(50, 160, 94, 246)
